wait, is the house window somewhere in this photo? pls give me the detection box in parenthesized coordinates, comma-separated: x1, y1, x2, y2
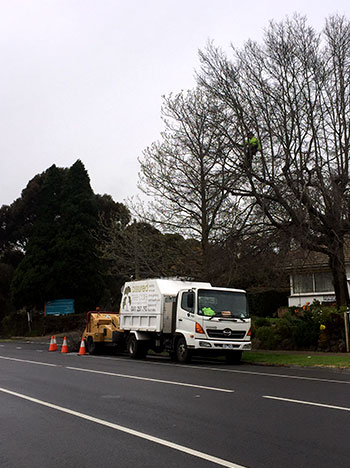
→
(314, 272, 334, 292)
(292, 272, 333, 294)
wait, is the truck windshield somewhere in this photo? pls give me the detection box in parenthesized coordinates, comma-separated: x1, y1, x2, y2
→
(198, 290, 249, 319)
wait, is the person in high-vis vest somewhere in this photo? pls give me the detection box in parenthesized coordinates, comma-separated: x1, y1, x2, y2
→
(245, 131, 261, 163)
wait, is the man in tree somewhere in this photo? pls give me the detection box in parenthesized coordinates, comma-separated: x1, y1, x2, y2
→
(245, 132, 261, 164)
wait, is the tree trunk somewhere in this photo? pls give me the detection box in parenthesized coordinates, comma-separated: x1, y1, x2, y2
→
(328, 242, 349, 307)
(201, 237, 210, 282)
(133, 221, 140, 280)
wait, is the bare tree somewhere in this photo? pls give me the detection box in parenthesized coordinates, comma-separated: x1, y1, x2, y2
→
(198, 15, 350, 306)
(96, 216, 202, 282)
(138, 88, 250, 279)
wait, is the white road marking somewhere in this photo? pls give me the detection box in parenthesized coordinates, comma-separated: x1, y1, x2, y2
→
(208, 368, 350, 385)
(66, 366, 234, 393)
(25, 341, 47, 345)
(86, 354, 350, 385)
(0, 387, 247, 468)
(2, 349, 350, 386)
(263, 395, 350, 412)
(0, 355, 233, 393)
(0, 356, 57, 367)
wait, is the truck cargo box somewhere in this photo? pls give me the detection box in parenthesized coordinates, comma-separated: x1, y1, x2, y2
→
(120, 279, 211, 332)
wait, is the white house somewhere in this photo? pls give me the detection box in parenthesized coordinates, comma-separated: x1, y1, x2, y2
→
(287, 248, 350, 307)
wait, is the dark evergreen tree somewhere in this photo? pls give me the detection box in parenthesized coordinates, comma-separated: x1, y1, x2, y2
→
(0, 251, 22, 323)
(0, 173, 47, 254)
(11, 160, 103, 313)
(53, 160, 103, 312)
(0, 172, 49, 319)
(95, 194, 130, 229)
(11, 165, 66, 307)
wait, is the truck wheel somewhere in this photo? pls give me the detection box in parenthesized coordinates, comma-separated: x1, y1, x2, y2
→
(176, 337, 192, 363)
(128, 335, 147, 359)
(86, 337, 97, 355)
(225, 351, 242, 364)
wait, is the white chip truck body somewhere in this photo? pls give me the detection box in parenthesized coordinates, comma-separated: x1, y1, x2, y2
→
(119, 278, 251, 363)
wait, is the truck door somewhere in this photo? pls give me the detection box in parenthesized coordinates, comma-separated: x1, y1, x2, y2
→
(176, 291, 196, 335)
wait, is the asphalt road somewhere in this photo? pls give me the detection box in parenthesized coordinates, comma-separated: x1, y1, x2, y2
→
(0, 340, 349, 468)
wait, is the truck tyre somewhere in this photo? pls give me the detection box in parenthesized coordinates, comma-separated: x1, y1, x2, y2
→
(176, 337, 192, 363)
(225, 351, 242, 364)
(128, 335, 147, 359)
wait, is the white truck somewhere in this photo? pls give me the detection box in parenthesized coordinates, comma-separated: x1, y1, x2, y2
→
(119, 278, 251, 363)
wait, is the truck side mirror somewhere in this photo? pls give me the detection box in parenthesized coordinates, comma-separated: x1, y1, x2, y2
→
(187, 292, 194, 310)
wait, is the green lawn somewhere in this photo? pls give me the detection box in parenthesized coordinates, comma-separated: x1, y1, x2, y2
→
(242, 351, 350, 368)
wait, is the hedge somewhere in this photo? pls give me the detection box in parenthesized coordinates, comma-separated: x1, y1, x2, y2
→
(252, 302, 347, 352)
(0, 310, 86, 337)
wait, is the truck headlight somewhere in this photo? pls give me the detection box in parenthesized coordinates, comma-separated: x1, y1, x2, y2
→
(199, 341, 212, 348)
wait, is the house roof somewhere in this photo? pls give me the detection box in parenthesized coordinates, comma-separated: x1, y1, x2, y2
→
(284, 241, 350, 273)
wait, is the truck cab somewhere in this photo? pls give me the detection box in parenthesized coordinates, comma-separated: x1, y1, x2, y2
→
(174, 287, 251, 363)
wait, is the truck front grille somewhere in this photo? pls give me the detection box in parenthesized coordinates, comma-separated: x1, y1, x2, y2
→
(206, 329, 246, 339)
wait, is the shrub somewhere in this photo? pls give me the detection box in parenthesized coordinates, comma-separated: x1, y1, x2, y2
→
(254, 317, 272, 328)
(0, 310, 86, 337)
(291, 319, 319, 350)
(1, 310, 28, 337)
(252, 303, 346, 351)
(254, 326, 280, 349)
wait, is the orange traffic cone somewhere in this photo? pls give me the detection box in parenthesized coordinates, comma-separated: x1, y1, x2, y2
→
(61, 336, 68, 353)
(49, 336, 57, 352)
(78, 339, 86, 356)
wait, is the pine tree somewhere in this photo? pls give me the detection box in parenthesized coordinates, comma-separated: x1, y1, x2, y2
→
(11, 165, 66, 307)
(54, 160, 103, 312)
(11, 160, 103, 312)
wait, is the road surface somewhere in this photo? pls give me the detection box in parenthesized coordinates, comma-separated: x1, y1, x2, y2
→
(0, 340, 349, 467)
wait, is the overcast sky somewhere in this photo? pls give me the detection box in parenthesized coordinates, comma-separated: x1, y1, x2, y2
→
(1, 0, 349, 207)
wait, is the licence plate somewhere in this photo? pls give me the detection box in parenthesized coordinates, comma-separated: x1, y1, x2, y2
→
(223, 344, 234, 349)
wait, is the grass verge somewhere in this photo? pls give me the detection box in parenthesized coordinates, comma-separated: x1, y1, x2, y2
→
(242, 351, 350, 368)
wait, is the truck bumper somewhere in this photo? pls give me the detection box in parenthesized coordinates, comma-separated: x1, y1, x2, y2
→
(192, 340, 251, 351)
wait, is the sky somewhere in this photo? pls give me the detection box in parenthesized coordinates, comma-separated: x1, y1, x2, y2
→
(1, 0, 349, 207)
